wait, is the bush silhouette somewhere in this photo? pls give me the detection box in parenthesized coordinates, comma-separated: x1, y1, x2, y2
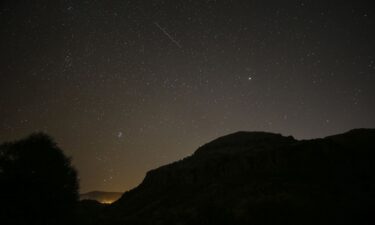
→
(0, 133, 79, 225)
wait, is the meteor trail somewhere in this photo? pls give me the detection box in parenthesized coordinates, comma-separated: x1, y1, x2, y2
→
(154, 22, 182, 49)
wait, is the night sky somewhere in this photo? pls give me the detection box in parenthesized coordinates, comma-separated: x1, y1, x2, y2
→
(1, 1, 374, 193)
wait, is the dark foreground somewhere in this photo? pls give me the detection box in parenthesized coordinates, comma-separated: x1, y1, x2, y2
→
(81, 129, 375, 225)
(1, 129, 375, 225)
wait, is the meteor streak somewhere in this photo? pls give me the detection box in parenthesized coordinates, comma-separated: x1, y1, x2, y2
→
(154, 22, 182, 49)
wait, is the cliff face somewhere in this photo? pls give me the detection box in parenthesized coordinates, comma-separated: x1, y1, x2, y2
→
(103, 129, 375, 225)
(138, 132, 296, 188)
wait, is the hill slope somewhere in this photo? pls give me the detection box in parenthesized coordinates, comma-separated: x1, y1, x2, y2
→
(100, 129, 375, 225)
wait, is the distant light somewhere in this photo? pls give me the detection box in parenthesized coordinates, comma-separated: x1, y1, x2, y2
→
(101, 199, 115, 204)
(248, 77, 252, 81)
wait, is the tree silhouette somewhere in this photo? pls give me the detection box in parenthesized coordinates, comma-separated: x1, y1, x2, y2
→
(0, 133, 79, 225)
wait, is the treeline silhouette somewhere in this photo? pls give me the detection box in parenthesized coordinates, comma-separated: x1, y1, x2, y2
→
(0, 133, 79, 225)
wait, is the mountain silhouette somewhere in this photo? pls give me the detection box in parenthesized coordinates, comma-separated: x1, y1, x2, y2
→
(80, 191, 123, 204)
(97, 129, 374, 225)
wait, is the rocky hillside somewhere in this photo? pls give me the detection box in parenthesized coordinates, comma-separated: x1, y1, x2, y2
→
(98, 129, 375, 225)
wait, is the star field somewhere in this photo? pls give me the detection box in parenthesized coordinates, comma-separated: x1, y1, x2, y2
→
(1, 0, 374, 192)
